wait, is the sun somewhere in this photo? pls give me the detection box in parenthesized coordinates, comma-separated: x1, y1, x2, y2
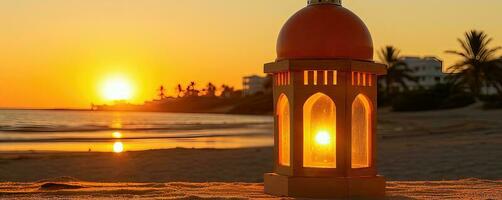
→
(102, 76, 133, 101)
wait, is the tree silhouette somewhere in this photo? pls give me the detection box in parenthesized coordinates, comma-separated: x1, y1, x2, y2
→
(176, 84, 184, 97)
(221, 84, 235, 98)
(263, 74, 273, 93)
(446, 30, 502, 98)
(205, 82, 217, 97)
(185, 81, 200, 97)
(378, 46, 417, 96)
(158, 85, 166, 99)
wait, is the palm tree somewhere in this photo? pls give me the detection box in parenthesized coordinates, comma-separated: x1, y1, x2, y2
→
(220, 84, 235, 98)
(446, 30, 502, 98)
(378, 46, 417, 96)
(158, 85, 166, 99)
(176, 84, 184, 97)
(185, 81, 199, 97)
(205, 82, 217, 97)
(263, 74, 273, 93)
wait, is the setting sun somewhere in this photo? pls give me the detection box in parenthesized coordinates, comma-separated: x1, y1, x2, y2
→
(102, 77, 133, 101)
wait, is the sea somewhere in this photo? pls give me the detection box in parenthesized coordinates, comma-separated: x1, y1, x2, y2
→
(0, 110, 273, 152)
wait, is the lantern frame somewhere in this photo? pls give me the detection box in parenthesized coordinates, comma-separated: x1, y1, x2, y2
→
(264, 59, 387, 198)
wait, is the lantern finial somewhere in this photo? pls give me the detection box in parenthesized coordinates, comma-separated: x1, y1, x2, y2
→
(308, 0, 342, 6)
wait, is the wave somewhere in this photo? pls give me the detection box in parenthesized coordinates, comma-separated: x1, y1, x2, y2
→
(0, 131, 271, 143)
(0, 122, 272, 133)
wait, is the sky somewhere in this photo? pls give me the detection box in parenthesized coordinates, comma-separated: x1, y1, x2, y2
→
(0, 0, 501, 109)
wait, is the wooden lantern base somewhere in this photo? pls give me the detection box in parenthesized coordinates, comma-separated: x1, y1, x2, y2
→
(264, 173, 386, 199)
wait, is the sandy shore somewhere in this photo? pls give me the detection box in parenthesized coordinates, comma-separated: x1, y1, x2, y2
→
(0, 178, 501, 199)
(377, 106, 502, 180)
(0, 148, 272, 183)
(0, 106, 501, 199)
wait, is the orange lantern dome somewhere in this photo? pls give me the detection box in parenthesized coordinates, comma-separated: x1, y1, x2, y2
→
(276, 0, 373, 61)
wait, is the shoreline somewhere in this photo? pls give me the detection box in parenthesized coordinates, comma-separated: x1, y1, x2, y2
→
(1, 143, 501, 183)
(0, 146, 273, 154)
(1, 107, 501, 182)
(0, 108, 272, 116)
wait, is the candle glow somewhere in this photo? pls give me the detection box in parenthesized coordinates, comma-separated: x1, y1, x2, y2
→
(315, 130, 331, 146)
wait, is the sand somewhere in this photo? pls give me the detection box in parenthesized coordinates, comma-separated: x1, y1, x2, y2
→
(0, 178, 501, 199)
(0, 106, 501, 199)
(377, 106, 502, 180)
(0, 148, 272, 183)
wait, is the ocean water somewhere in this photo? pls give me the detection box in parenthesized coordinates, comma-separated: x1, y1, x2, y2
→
(0, 110, 273, 152)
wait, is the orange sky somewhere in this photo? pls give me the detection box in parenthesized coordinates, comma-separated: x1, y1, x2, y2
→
(1, 0, 501, 108)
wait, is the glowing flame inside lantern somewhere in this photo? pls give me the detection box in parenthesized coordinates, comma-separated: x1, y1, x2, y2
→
(315, 131, 331, 145)
(303, 93, 337, 168)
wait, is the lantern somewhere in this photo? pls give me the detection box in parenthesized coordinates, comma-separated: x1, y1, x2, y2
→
(264, 0, 387, 198)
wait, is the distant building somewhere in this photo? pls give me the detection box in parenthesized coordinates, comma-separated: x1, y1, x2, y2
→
(381, 56, 500, 95)
(243, 75, 268, 96)
(380, 56, 444, 92)
(401, 56, 445, 90)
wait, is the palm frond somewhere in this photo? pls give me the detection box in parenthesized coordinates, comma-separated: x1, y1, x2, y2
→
(445, 30, 502, 97)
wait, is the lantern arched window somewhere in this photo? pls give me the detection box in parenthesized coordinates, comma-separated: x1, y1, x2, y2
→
(277, 94, 291, 166)
(303, 93, 336, 168)
(351, 94, 371, 168)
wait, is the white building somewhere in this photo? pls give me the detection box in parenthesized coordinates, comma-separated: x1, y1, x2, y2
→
(383, 56, 500, 94)
(401, 56, 445, 90)
(243, 75, 268, 96)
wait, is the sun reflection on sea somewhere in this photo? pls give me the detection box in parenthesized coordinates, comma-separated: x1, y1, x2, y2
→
(110, 113, 123, 129)
(110, 120, 123, 129)
(113, 142, 124, 153)
(112, 131, 123, 138)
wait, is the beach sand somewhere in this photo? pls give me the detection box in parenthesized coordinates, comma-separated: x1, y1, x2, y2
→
(0, 106, 501, 199)
(0, 178, 501, 199)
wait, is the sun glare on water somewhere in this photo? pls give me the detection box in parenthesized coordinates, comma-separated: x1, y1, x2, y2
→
(112, 131, 123, 138)
(113, 142, 124, 153)
(102, 77, 133, 101)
